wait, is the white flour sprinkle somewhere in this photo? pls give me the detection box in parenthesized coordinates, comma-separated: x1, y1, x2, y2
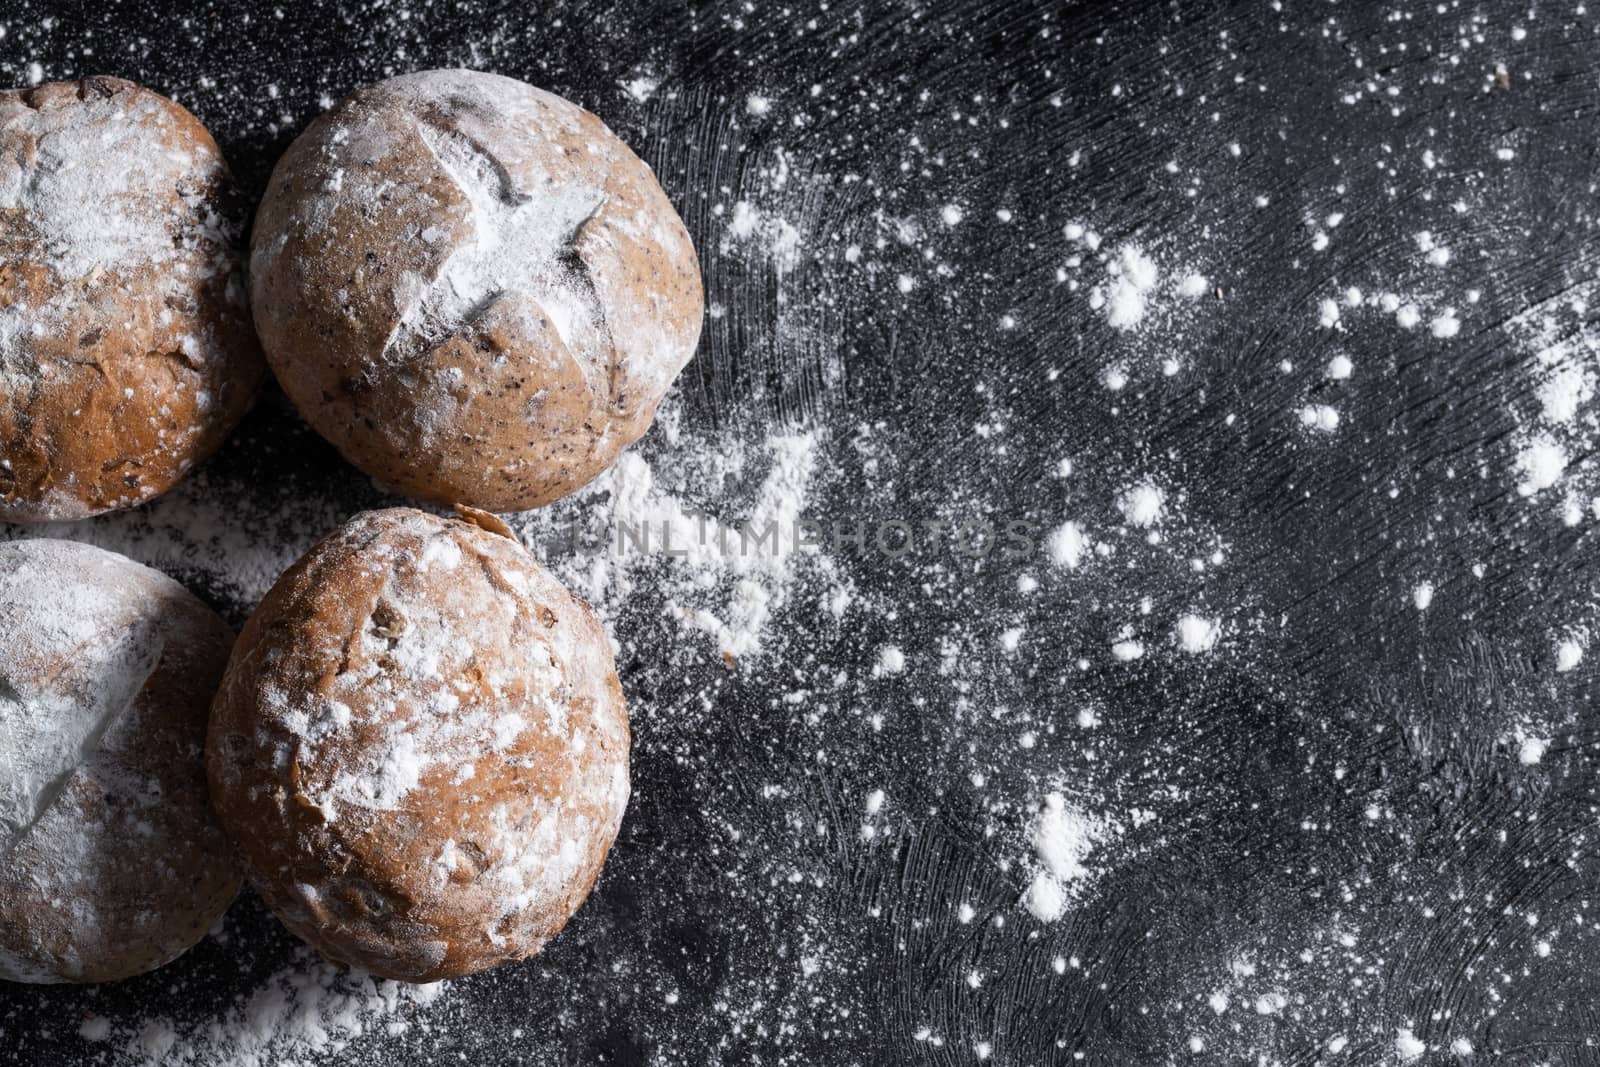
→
(511, 425, 826, 662)
(1253, 993, 1286, 1015)
(5, 12, 1597, 1063)
(1023, 874, 1065, 922)
(1298, 404, 1340, 432)
(1175, 615, 1220, 653)
(387, 117, 608, 364)
(1118, 483, 1165, 527)
(1515, 436, 1567, 496)
(1022, 794, 1101, 924)
(98, 948, 446, 1067)
(729, 200, 760, 239)
(1101, 245, 1160, 330)
(1430, 309, 1462, 338)
(1496, 299, 1600, 508)
(621, 74, 660, 102)
(1415, 230, 1451, 267)
(1046, 521, 1087, 569)
(0, 89, 220, 281)
(1412, 582, 1434, 610)
(1395, 1027, 1426, 1061)
(1538, 364, 1592, 424)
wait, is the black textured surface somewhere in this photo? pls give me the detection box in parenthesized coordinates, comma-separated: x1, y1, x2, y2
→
(3, 1, 1600, 1064)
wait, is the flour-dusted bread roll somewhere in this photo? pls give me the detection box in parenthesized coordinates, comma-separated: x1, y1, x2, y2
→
(249, 69, 704, 514)
(207, 507, 631, 981)
(0, 539, 240, 983)
(0, 76, 264, 523)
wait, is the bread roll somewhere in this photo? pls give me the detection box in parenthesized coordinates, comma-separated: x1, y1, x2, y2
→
(207, 507, 630, 981)
(250, 68, 703, 513)
(0, 539, 241, 983)
(0, 76, 264, 523)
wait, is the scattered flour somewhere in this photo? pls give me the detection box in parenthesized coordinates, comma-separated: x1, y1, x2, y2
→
(1253, 993, 1287, 1015)
(1099, 245, 1160, 330)
(1298, 404, 1340, 432)
(621, 74, 660, 102)
(1046, 521, 1087, 569)
(510, 427, 826, 662)
(1395, 1027, 1426, 1061)
(1021, 793, 1104, 923)
(94, 948, 447, 1067)
(1500, 300, 1600, 506)
(1539, 364, 1593, 424)
(78, 1017, 111, 1043)
(874, 645, 907, 677)
(1023, 874, 1066, 922)
(1118, 483, 1165, 527)
(1430, 309, 1461, 338)
(1175, 614, 1220, 653)
(1515, 436, 1567, 496)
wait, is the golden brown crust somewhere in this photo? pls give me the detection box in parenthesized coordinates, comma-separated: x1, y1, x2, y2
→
(250, 69, 703, 513)
(0, 539, 241, 983)
(0, 76, 264, 523)
(207, 507, 630, 981)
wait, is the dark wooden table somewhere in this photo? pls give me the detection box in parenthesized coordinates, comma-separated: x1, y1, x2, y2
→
(2, 1, 1597, 1063)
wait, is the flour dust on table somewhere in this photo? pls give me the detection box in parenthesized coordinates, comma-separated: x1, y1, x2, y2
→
(5, 1, 1600, 1065)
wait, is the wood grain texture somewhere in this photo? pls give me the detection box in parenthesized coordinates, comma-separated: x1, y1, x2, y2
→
(1, 0, 1597, 1064)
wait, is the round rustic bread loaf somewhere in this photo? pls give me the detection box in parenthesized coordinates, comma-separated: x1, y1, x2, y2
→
(0, 538, 241, 983)
(249, 68, 703, 513)
(207, 507, 631, 981)
(0, 76, 264, 523)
